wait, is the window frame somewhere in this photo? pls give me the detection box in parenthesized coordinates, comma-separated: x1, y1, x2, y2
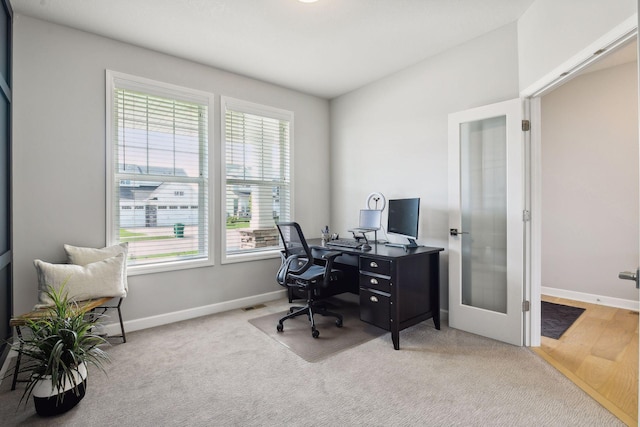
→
(106, 70, 215, 275)
(220, 96, 294, 264)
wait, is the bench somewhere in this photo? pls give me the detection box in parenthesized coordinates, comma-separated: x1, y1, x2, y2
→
(9, 296, 125, 390)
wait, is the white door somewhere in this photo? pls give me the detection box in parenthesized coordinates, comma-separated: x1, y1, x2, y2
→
(448, 98, 525, 346)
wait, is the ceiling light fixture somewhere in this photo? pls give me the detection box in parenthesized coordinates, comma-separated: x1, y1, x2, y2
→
(298, 0, 319, 3)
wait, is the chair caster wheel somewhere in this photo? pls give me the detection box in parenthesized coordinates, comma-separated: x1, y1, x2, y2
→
(312, 329, 319, 338)
(336, 319, 343, 328)
(277, 323, 284, 332)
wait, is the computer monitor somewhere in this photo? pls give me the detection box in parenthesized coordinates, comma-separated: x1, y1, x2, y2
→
(387, 198, 420, 248)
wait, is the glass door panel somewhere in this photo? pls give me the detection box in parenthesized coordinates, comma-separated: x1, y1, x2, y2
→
(460, 116, 507, 313)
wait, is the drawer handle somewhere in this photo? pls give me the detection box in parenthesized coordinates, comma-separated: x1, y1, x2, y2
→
(370, 261, 378, 268)
(370, 295, 379, 303)
(370, 278, 378, 285)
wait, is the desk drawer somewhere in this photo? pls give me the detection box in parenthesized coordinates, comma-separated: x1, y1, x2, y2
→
(359, 257, 391, 276)
(359, 274, 391, 293)
(359, 288, 390, 330)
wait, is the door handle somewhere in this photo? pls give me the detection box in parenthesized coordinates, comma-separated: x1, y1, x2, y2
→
(618, 268, 639, 289)
(450, 228, 469, 237)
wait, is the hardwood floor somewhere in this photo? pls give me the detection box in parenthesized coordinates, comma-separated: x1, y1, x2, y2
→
(533, 296, 638, 426)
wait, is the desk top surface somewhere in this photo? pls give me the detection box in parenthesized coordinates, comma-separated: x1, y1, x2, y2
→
(308, 238, 443, 259)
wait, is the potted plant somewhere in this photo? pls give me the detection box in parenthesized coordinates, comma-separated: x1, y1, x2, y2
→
(10, 284, 110, 416)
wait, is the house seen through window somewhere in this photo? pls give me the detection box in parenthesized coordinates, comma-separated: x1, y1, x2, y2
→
(107, 71, 213, 271)
(223, 97, 292, 259)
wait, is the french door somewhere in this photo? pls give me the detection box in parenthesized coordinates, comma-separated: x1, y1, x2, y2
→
(448, 98, 525, 346)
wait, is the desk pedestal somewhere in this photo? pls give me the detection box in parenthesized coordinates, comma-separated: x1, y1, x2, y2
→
(358, 249, 441, 350)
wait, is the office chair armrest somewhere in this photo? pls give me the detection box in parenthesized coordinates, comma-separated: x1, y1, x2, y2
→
(277, 251, 315, 286)
(311, 248, 342, 261)
(286, 254, 312, 275)
(311, 249, 342, 288)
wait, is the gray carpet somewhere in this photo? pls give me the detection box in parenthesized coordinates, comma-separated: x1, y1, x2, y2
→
(249, 297, 386, 362)
(0, 297, 624, 426)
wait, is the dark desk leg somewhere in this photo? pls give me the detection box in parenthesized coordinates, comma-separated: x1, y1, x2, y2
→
(432, 252, 441, 331)
(391, 296, 400, 350)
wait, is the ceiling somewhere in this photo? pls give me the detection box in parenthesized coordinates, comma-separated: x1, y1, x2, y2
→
(11, 0, 537, 99)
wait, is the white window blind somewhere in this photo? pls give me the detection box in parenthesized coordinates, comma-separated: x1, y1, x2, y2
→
(223, 98, 292, 257)
(108, 72, 211, 270)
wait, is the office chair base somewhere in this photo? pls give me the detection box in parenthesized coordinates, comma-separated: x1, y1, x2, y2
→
(277, 304, 343, 338)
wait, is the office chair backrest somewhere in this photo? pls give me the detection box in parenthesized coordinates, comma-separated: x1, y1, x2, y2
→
(277, 222, 312, 259)
(275, 222, 314, 285)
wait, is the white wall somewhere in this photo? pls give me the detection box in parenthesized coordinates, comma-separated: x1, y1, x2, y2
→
(330, 24, 521, 310)
(12, 15, 331, 319)
(518, 0, 637, 92)
(13, 2, 639, 328)
(541, 61, 639, 302)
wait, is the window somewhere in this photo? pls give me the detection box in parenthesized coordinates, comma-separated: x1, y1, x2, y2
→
(222, 97, 292, 261)
(106, 71, 213, 273)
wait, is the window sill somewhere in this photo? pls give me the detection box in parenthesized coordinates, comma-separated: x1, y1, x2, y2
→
(222, 249, 281, 265)
(126, 257, 214, 276)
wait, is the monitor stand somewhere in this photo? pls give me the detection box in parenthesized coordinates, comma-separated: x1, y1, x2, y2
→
(385, 238, 420, 250)
(349, 229, 377, 251)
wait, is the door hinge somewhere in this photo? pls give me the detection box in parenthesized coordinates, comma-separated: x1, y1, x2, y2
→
(523, 210, 531, 222)
(522, 301, 530, 312)
(522, 119, 530, 131)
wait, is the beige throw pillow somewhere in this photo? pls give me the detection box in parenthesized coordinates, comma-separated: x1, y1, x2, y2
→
(64, 242, 128, 293)
(34, 253, 126, 308)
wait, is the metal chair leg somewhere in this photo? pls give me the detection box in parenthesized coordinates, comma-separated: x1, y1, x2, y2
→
(116, 298, 126, 343)
(94, 298, 126, 343)
(11, 327, 23, 391)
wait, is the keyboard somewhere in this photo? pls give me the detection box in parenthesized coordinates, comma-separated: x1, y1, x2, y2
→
(326, 239, 363, 249)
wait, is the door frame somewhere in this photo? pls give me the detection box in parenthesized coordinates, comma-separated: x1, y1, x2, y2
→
(520, 16, 638, 347)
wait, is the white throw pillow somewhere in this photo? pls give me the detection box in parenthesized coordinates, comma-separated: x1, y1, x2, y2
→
(34, 253, 127, 308)
(64, 242, 128, 293)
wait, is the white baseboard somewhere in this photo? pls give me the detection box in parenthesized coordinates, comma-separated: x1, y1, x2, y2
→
(102, 291, 449, 338)
(541, 286, 639, 311)
(102, 289, 287, 337)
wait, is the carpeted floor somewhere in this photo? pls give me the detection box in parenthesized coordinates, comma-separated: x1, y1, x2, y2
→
(0, 297, 624, 426)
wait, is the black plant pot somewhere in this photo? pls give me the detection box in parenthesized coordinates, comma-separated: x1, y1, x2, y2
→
(32, 364, 88, 417)
(33, 378, 86, 416)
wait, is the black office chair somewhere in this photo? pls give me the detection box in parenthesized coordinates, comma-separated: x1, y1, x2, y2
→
(275, 222, 344, 338)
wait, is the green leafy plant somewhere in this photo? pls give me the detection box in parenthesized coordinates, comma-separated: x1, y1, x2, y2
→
(10, 284, 110, 407)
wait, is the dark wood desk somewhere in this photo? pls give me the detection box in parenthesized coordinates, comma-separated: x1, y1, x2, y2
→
(310, 240, 443, 350)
